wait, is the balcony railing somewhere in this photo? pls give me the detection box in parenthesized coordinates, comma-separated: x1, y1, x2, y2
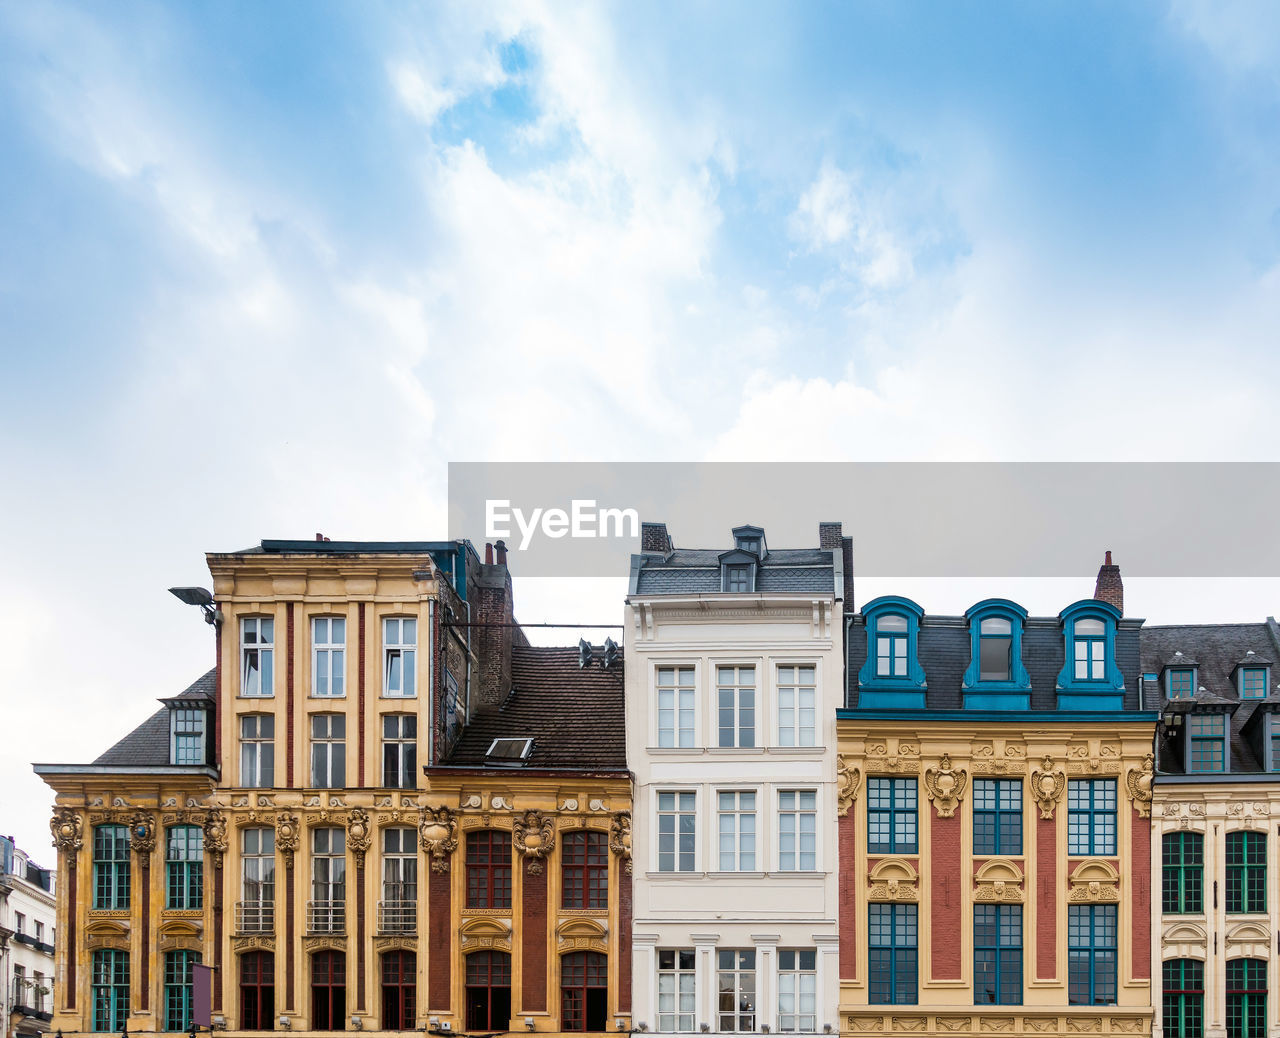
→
(235, 900, 275, 933)
(377, 899, 417, 933)
(307, 899, 345, 934)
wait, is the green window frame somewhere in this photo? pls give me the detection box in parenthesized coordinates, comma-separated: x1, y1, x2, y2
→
(166, 825, 203, 910)
(164, 950, 200, 1032)
(1240, 668, 1268, 699)
(1167, 669, 1194, 699)
(93, 825, 130, 910)
(1162, 832, 1203, 914)
(91, 949, 129, 1032)
(1067, 904, 1117, 1006)
(1187, 715, 1226, 773)
(1226, 959, 1266, 1038)
(1226, 832, 1266, 914)
(1163, 959, 1204, 1038)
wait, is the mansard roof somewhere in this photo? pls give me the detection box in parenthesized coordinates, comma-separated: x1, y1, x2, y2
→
(91, 668, 218, 766)
(630, 539, 837, 596)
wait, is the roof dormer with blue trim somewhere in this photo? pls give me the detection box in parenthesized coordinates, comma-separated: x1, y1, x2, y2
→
(1056, 599, 1125, 711)
(857, 596, 927, 708)
(962, 598, 1032, 710)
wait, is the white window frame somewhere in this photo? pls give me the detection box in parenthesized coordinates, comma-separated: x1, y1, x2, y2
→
(656, 790, 697, 873)
(717, 790, 758, 872)
(716, 949, 757, 1032)
(778, 789, 818, 871)
(240, 616, 274, 698)
(241, 827, 275, 904)
(311, 827, 346, 901)
(170, 708, 205, 765)
(777, 664, 817, 747)
(656, 666, 696, 748)
(382, 713, 418, 788)
(656, 949, 696, 1032)
(776, 948, 818, 1032)
(311, 616, 346, 698)
(383, 617, 417, 698)
(381, 827, 417, 902)
(239, 714, 275, 788)
(310, 713, 346, 788)
(717, 664, 757, 748)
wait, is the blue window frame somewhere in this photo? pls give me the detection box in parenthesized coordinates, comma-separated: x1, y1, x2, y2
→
(877, 616, 909, 677)
(1268, 715, 1280, 772)
(1187, 715, 1227, 773)
(974, 905, 1022, 1005)
(1074, 619, 1106, 681)
(1056, 601, 1124, 710)
(1226, 959, 1266, 1038)
(962, 601, 1031, 708)
(973, 780, 1022, 855)
(868, 778, 918, 854)
(857, 597, 927, 707)
(1167, 669, 1195, 699)
(869, 904, 917, 1004)
(1240, 668, 1268, 700)
(165, 825, 203, 909)
(1067, 780, 1116, 856)
(1068, 904, 1117, 1005)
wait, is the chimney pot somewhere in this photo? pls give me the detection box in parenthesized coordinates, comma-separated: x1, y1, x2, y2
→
(316, 533, 324, 541)
(1104, 550, 1112, 565)
(1093, 551, 1123, 614)
(640, 522, 673, 553)
(495, 540, 508, 566)
(485, 543, 494, 565)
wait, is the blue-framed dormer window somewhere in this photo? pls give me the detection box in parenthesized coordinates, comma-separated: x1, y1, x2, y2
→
(731, 525, 766, 558)
(962, 600, 1031, 710)
(1186, 714, 1227, 772)
(857, 597, 927, 708)
(1056, 601, 1124, 711)
(719, 548, 758, 593)
(1239, 667, 1268, 700)
(1167, 668, 1195, 700)
(1268, 715, 1280, 772)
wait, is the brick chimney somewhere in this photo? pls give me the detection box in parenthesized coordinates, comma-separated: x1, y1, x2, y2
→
(1093, 550, 1123, 614)
(818, 521, 856, 612)
(472, 546, 528, 714)
(640, 522, 673, 554)
(818, 522, 842, 550)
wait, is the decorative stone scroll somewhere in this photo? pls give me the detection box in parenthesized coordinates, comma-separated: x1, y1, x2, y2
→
(204, 810, 228, 868)
(923, 754, 968, 817)
(973, 859, 1025, 903)
(347, 808, 372, 865)
(420, 805, 458, 872)
(837, 755, 862, 817)
(867, 858, 919, 902)
(865, 741, 921, 774)
(129, 813, 157, 856)
(1124, 754, 1154, 817)
(50, 808, 83, 854)
(1030, 756, 1066, 819)
(610, 811, 632, 873)
(512, 810, 555, 874)
(1067, 859, 1120, 903)
(275, 812, 301, 865)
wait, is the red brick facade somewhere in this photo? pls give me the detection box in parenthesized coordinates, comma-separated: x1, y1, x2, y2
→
(1130, 806, 1150, 979)
(428, 866, 452, 1010)
(930, 813, 962, 979)
(522, 866, 548, 1011)
(838, 811, 858, 980)
(1036, 814, 1056, 979)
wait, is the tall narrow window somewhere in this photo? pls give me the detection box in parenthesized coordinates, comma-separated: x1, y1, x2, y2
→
(657, 792, 696, 872)
(1067, 779, 1117, 856)
(1073, 619, 1106, 680)
(310, 714, 346, 788)
(381, 714, 417, 789)
(1067, 904, 1117, 1005)
(777, 950, 817, 1032)
(465, 952, 511, 1031)
(91, 949, 129, 1032)
(974, 905, 1022, 1005)
(979, 617, 1012, 681)
(1163, 959, 1204, 1038)
(561, 952, 608, 1032)
(240, 827, 275, 933)
(778, 790, 817, 871)
(777, 666, 816, 747)
(1227, 959, 1266, 1038)
(239, 951, 274, 1031)
(869, 904, 917, 1004)
(657, 950, 696, 1032)
(312, 617, 345, 697)
(868, 778, 918, 854)
(876, 615, 909, 677)
(164, 950, 199, 1031)
(716, 950, 756, 1032)
(171, 709, 206, 765)
(717, 665, 756, 747)
(381, 951, 416, 1031)
(311, 951, 346, 1031)
(1162, 832, 1204, 914)
(466, 831, 512, 909)
(380, 828, 417, 933)
(383, 617, 417, 697)
(561, 831, 608, 910)
(166, 825, 203, 909)
(656, 667, 695, 748)
(93, 825, 130, 909)
(1226, 832, 1266, 913)
(241, 617, 274, 697)
(717, 791, 757, 872)
(973, 779, 1022, 855)
(1187, 715, 1226, 772)
(309, 828, 345, 934)
(240, 714, 275, 788)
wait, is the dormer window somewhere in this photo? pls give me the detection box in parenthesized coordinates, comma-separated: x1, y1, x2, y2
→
(1240, 667, 1268, 699)
(1167, 669, 1195, 700)
(857, 597, 927, 708)
(171, 708, 205, 765)
(719, 549, 758, 593)
(979, 618, 1012, 680)
(726, 565, 752, 593)
(1056, 601, 1124, 710)
(731, 525, 767, 559)
(1073, 619, 1106, 681)
(1187, 714, 1226, 772)
(962, 600, 1031, 709)
(737, 538, 759, 555)
(876, 615, 909, 677)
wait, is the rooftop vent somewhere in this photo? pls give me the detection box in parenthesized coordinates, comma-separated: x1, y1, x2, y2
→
(485, 738, 533, 765)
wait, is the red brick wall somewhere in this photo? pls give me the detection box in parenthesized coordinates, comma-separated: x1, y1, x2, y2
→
(358, 603, 366, 786)
(931, 814, 962, 978)
(1036, 816, 1056, 979)
(428, 867, 452, 1010)
(522, 867, 548, 1012)
(838, 812, 858, 980)
(618, 866, 633, 1012)
(286, 602, 295, 787)
(1130, 806, 1150, 979)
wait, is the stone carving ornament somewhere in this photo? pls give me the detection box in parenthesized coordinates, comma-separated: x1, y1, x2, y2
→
(50, 808, 84, 854)
(347, 808, 372, 864)
(129, 813, 157, 856)
(512, 810, 555, 874)
(204, 810, 228, 868)
(610, 811, 632, 874)
(420, 805, 459, 872)
(1031, 756, 1066, 819)
(923, 754, 968, 817)
(1125, 753, 1154, 818)
(836, 755, 862, 817)
(275, 812, 301, 864)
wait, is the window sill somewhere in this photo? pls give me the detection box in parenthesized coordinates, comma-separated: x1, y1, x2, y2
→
(308, 694, 348, 700)
(380, 694, 419, 700)
(237, 694, 276, 700)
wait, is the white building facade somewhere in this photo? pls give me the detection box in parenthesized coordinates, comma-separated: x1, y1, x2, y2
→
(625, 523, 849, 1038)
(0, 836, 56, 1038)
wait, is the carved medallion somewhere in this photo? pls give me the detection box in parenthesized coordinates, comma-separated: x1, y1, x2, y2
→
(512, 810, 556, 874)
(923, 754, 968, 817)
(420, 805, 458, 872)
(1124, 753, 1154, 818)
(609, 811, 632, 874)
(837, 755, 862, 817)
(1030, 756, 1066, 819)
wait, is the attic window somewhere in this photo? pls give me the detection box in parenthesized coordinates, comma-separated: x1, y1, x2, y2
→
(171, 708, 206, 766)
(736, 537, 760, 555)
(1240, 667, 1268, 700)
(726, 565, 752, 593)
(485, 738, 533, 764)
(1167, 668, 1194, 700)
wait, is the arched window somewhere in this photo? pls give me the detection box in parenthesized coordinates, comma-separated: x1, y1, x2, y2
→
(465, 952, 511, 1031)
(1057, 601, 1124, 710)
(1163, 959, 1204, 1038)
(466, 831, 512, 909)
(857, 597, 926, 707)
(240, 951, 274, 1031)
(562, 952, 608, 1032)
(1227, 959, 1266, 1038)
(962, 600, 1031, 708)
(311, 951, 346, 1031)
(381, 951, 416, 1030)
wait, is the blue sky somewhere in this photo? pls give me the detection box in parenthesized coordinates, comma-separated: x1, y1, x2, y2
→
(2, 0, 1280, 855)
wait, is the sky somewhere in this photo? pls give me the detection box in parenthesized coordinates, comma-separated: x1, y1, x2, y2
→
(2, 0, 1280, 860)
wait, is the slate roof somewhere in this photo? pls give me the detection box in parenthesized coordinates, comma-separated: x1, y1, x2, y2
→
(439, 646, 626, 770)
(632, 547, 837, 595)
(1141, 621, 1280, 775)
(845, 614, 1145, 712)
(92, 669, 217, 767)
